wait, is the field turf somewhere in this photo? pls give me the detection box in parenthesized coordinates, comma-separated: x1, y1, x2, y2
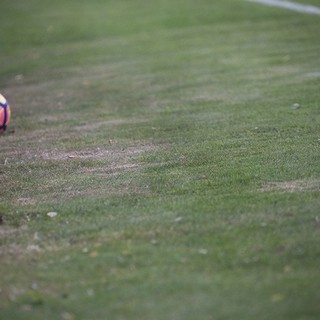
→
(1, 0, 320, 319)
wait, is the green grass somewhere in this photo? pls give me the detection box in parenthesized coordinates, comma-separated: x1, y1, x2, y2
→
(1, 0, 320, 319)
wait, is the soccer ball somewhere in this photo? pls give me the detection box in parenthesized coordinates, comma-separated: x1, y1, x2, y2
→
(0, 94, 11, 134)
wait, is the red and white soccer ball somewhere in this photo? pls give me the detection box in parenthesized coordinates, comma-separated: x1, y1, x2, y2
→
(0, 94, 11, 134)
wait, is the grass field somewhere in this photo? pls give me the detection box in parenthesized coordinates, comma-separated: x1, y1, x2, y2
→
(1, 0, 320, 319)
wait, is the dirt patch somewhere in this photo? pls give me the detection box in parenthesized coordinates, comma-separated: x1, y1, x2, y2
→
(1, 139, 163, 208)
(8, 143, 159, 205)
(75, 118, 147, 132)
(260, 179, 320, 192)
(40, 144, 156, 161)
(2, 142, 157, 163)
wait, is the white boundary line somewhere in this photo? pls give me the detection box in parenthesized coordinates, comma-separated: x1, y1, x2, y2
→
(246, 0, 320, 15)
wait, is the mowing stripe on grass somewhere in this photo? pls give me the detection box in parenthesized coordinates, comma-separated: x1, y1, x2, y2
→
(246, 0, 320, 15)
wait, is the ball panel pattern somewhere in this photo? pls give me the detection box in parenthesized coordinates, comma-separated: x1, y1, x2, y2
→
(0, 94, 10, 134)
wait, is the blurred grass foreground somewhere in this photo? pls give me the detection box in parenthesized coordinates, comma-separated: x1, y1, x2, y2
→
(1, 0, 320, 319)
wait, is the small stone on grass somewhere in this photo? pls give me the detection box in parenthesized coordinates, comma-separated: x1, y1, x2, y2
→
(47, 212, 58, 218)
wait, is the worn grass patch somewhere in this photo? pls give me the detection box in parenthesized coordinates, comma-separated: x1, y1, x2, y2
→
(261, 179, 320, 192)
